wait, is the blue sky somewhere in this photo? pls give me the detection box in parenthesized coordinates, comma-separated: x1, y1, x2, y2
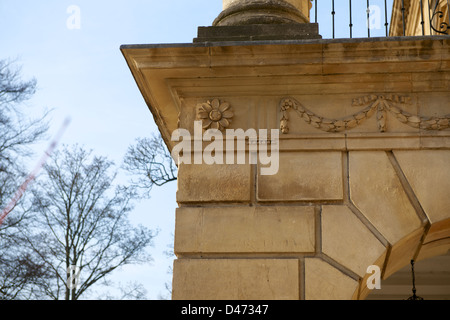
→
(0, 0, 393, 299)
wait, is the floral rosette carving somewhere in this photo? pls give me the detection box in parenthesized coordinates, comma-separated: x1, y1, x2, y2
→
(197, 99, 234, 131)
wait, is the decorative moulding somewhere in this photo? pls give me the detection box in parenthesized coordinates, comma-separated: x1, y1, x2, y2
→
(280, 96, 450, 134)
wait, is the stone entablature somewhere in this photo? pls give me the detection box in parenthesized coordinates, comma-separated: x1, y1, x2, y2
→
(122, 37, 450, 150)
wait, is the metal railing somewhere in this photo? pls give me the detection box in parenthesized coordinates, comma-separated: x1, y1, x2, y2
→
(310, 0, 450, 39)
(422, 0, 450, 35)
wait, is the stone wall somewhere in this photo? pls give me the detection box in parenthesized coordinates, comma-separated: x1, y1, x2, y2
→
(173, 150, 450, 299)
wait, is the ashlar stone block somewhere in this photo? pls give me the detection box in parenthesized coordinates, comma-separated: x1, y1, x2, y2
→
(393, 150, 450, 224)
(305, 258, 359, 300)
(258, 152, 343, 201)
(321, 205, 386, 278)
(172, 259, 300, 300)
(175, 206, 315, 255)
(349, 151, 422, 244)
(176, 163, 252, 203)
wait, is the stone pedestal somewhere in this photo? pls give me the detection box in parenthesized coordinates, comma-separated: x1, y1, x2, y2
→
(194, 23, 321, 42)
(195, 0, 320, 42)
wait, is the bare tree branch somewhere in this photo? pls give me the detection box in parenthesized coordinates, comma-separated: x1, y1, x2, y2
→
(0, 58, 37, 108)
(123, 133, 177, 198)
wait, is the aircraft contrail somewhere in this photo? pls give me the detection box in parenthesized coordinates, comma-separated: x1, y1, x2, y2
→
(0, 117, 71, 227)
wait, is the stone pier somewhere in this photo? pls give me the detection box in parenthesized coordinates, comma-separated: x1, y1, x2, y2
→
(121, 0, 450, 300)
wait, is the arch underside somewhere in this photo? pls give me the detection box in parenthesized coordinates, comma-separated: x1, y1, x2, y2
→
(359, 219, 450, 300)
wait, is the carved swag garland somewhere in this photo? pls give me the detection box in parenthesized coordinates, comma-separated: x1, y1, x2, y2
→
(280, 95, 450, 134)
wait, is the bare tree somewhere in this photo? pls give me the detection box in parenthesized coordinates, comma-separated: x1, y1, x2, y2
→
(0, 59, 36, 105)
(0, 59, 48, 162)
(0, 58, 49, 299)
(157, 237, 175, 300)
(103, 281, 148, 300)
(0, 210, 51, 299)
(21, 145, 156, 300)
(123, 134, 177, 197)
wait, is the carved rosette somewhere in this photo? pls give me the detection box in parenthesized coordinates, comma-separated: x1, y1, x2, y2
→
(197, 99, 234, 131)
(280, 95, 450, 134)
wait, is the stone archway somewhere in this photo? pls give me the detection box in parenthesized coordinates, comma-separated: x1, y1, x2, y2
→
(367, 251, 450, 300)
(358, 217, 450, 300)
(305, 150, 450, 300)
